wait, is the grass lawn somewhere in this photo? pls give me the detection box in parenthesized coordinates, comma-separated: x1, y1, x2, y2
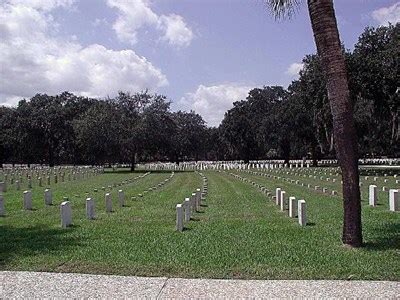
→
(0, 168, 399, 280)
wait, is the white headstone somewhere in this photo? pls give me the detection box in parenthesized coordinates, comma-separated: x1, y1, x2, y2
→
(86, 198, 95, 219)
(176, 204, 183, 232)
(118, 190, 125, 207)
(280, 191, 286, 211)
(298, 200, 307, 226)
(23, 190, 32, 210)
(105, 193, 112, 212)
(289, 196, 297, 218)
(369, 185, 377, 207)
(276, 188, 281, 206)
(184, 198, 190, 222)
(191, 192, 197, 212)
(0, 194, 4, 216)
(196, 188, 201, 210)
(0, 182, 5, 193)
(389, 189, 399, 212)
(60, 201, 72, 228)
(44, 189, 52, 205)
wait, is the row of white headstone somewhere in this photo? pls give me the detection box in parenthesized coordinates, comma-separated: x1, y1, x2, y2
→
(227, 172, 307, 226)
(176, 173, 208, 232)
(241, 169, 340, 197)
(368, 185, 399, 211)
(275, 188, 307, 226)
(65, 172, 175, 227)
(0, 167, 104, 192)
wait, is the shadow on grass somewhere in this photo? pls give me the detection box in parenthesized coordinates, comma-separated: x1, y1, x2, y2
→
(0, 224, 82, 267)
(364, 222, 400, 251)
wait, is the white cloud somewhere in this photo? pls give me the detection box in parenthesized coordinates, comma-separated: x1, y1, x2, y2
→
(372, 2, 400, 25)
(107, 0, 158, 45)
(159, 14, 193, 47)
(286, 62, 303, 77)
(0, 1, 168, 105)
(180, 84, 252, 127)
(106, 0, 193, 47)
(8, 0, 76, 11)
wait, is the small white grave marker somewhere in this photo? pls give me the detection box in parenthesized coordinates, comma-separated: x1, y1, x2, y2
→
(369, 185, 377, 207)
(276, 188, 281, 206)
(60, 201, 72, 228)
(23, 190, 32, 210)
(298, 200, 307, 226)
(86, 198, 95, 219)
(44, 189, 52, 205)
(0, 194, 4, 216)
(280, 191, 286, 211)
(105, 193, 112, 212)
(289, 196, 297, 218)
(389, 189, 399, 212)
(176, 204, 183, 232)
(118, 190, 125, 207)
(184, 198, 190, 222)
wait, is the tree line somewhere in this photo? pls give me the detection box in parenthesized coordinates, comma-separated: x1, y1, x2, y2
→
(0, 24, 398, 168)
(218, 23, 399, 163)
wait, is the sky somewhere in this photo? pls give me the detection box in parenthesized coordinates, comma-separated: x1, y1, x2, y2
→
(0, 0, 399, 126)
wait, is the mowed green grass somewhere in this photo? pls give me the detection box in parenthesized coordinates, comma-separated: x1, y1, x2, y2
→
(0, 168, 399, 280)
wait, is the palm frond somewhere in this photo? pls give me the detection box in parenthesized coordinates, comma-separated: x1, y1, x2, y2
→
(265, 0, 302, 20)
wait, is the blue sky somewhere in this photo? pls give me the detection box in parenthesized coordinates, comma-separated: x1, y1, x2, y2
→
(1, 0, 399, 126)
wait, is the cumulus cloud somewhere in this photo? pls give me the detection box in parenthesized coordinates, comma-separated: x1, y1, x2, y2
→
(0, 0, 168, 106)
(286, 62, 303, 77)
(372, 2, 400, 25)
(8, 0, 76, 11)
(159, 14, 194, 47)
(107, 0, 158, 45)
(106, 0, 193, 47)
(180, 84, 252, 127)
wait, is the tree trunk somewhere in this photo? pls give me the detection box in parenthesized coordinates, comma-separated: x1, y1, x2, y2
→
(308, 0, 362, 247)
(130, 152, 136, 172)
(49, 146, 54, 167)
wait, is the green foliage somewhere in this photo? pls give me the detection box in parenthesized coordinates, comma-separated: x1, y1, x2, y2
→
(217, 24, 399, 161)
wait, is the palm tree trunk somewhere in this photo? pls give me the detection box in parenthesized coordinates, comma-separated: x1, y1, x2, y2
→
(307, 0, 362, 247)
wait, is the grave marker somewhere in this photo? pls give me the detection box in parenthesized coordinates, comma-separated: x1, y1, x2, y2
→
(298, 200, 307, 226)
(86, 198, 95, 219)
(176, 204, 183, 232)
(0, 194, 4, 216)
(60, 201, 72, 228)
(276, 188, 281, 206)
(280, 191, 286, 211)
(389, 189, 399, 212)
(105, 193, 112, 212)
(369, 185, 377, 207)
(289, 196, 297, 218)
(44, 189, 52, 205)
(23, 190, 32, 210)
(118, 190, 125, 207)
(184, 198, 190, 222)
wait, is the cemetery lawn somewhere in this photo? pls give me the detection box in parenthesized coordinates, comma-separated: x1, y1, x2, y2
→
(0, 169, 399, 280)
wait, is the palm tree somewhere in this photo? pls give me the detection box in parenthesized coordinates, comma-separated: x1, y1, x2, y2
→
(266, 0, 362, 247)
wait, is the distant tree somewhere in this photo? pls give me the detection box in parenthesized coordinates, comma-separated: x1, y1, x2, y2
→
(351, 24, 400, 157)
(171, 111, 207, 163)
(220, 100, 256, 163)
(74, 100, 121, 165)
(0, 107, 18, 167)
